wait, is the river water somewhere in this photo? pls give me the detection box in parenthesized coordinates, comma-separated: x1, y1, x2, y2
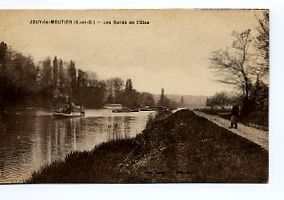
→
(0, 109, 154, 183)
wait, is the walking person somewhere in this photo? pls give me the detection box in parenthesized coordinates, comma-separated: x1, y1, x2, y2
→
(230, 103, 239, 129)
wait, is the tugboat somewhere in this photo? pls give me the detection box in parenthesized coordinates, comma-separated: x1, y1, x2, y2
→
(52, 103, 85, 118)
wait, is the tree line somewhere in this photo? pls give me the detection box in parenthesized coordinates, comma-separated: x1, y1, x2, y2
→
(0, 43, 162, 109)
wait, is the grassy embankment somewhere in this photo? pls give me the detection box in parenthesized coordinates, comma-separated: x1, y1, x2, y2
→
(27, 109, 268, 183)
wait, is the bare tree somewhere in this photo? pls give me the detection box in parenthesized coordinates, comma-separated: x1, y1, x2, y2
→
(255, 10, 269, 76)
(210, 29, 253, 100)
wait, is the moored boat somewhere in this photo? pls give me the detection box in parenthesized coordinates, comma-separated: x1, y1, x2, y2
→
(52, 103, 85, 118)
(112, 108, 129, 113)
(140, 106, 155, 111)
(104, 104, 123, 110)
(52, 110, 85, 117)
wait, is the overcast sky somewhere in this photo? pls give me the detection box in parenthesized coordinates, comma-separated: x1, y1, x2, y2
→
(0, 9, 264, 96)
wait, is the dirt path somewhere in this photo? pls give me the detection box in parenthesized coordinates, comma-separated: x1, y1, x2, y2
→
(193, 110, 269, 151)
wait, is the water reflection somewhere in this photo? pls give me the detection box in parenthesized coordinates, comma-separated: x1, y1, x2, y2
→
(0, 109, 153, 183)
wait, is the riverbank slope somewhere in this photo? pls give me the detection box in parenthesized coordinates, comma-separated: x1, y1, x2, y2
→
(27, 109, 268, 183)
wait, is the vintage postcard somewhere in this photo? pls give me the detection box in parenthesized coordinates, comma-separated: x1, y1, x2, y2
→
(0, 9, 268, 184)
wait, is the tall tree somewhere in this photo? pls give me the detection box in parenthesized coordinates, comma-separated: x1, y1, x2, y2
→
(0, 41, 8, 68)
(8, 53, 37, 92)
(113, 77, 123, 103)
(67, 60, 77, 101)
(179, 96, 185, 107)
(106, 79, 114, 104)
(210, 29, 253, 101)
(125, 79, 133, 93)
(68, 60, 77, 88)
(52, 56, 58, 86)
(255, 10, 269, 76)
(159, 88, 165, 106)
(77, 69, 88, 87)
(42, 58, 52, 87)
(58, 59, 64, 86)
(0, 42, 8, 102)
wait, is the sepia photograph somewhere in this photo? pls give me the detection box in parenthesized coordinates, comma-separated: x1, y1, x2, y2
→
(0, 9, 269, 184)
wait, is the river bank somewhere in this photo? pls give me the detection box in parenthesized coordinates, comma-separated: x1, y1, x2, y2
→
(195, 108, 268, 131)
(27, 109, 268, 183)
(193, 110, 268, 150)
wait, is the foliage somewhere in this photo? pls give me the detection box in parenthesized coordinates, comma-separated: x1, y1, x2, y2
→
(210, 29, 253, 100)
(105, 77, 124, 104)
(0, 43, 38, 106)
(0, 41, 159, 109)
(204, 77, 268, 127)
(157, 88, 177, 109)
(206, 92, 235, 109)
(255, 10, 269, 76)
(209, 11, 269, 118)
(139, 92, 155, 107)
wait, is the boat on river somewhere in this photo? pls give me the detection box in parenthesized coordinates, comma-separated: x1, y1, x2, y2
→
(112, 107, 140, 113)
(52, 103, 85, 118)
(140, 106, 155, 111)
(104, 104, 123, 110)
(52, 110, 85, 117)
(112, 108, 130, 113)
